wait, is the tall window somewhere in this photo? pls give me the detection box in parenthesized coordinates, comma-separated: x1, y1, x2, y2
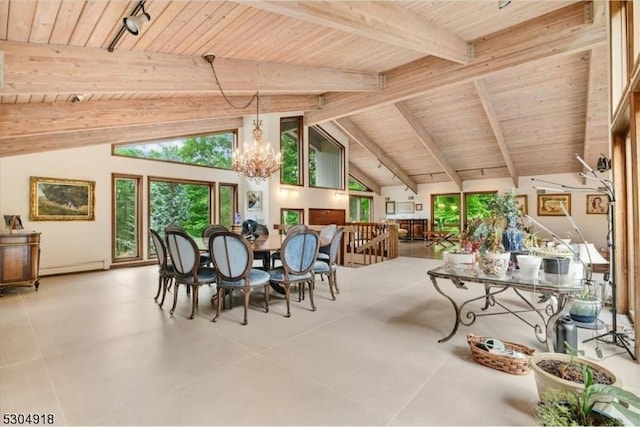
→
(431, 193, 461, 234)
(281, 208, 304, 226)
(112, 174, 142, 262)
(309, 126, 344, 189)
(148, 178, 214, 241)
(219, 183, 238, 229)
(348, 176, 370, 191)
(280, 116, 303, 185)
(349, 196, 372, 222)
(113, 130, 237, 170)
(464, 191, 497, 230)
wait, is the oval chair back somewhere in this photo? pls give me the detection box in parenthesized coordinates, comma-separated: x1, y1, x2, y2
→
(202, 224, 229, 238)
(282, 231, 319, 275)
(209, 232, 252, 281)
(328, 229, 344, 265)
(286, 224, 307, 236)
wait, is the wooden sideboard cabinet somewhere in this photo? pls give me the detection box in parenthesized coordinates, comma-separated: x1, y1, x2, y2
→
(0, 231, 41, 292)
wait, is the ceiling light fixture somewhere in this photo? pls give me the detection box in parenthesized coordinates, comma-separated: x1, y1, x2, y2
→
(481, 168, 485, 176)
(203, 54, 281, 182)
(107, 1, 150, 52)
(498, 0, 512, 9)
(123, 1, 151, 35)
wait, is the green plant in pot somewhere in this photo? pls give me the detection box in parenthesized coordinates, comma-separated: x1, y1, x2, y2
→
(474, 219, 510, 278)
(534, 364, 640, 426)
(570, 279, 604, 324)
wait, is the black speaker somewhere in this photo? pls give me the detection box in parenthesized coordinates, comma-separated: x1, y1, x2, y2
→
(597, 155, 611, 172)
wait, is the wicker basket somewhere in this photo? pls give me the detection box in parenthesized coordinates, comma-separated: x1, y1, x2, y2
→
(466, 333, 536, 375)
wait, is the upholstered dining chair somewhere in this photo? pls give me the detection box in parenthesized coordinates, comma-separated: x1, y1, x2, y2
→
(150, 228, 174, 308)
(209, 232, 270, 325)
(317, 224, 338, 261)
(268, 231, 320, 318)
(165, 229, 217, 319)
(313, 229, 343, 300)
(166, 224, 211, 267)
(271, 224, 308, 268)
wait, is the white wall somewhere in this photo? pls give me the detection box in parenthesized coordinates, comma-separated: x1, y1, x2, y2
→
(381, 174, 610, 249)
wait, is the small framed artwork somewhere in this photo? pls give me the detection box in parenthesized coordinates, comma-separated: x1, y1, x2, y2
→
(30, 176, 95, 221)
(537, 193, 571, 216)
(3, 215, 23, 230)
(247, 191, 262, 211)
(586, 194, 607, 214)
(415, 203, 423, 211)
(385, 201, 396, 215)
(515, 195, 528, 216)
(397, 201, 415, 214)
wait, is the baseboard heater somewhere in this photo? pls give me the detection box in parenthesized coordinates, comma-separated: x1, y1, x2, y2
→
(40, 260, 108, 276)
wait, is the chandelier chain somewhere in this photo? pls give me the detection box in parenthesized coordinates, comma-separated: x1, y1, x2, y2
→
(205, 54, 257, 109)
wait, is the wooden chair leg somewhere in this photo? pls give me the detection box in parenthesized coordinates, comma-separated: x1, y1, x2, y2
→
(328, 274, 336, 300)
(154, 275, 162, 301)
(212, 287, 224, 322)
(264, 284, 270, 313)
(189, 285, 198, 319)
(242, 287, 251, 325)
(308, 279, 316, 311)
(170, 283, 179, 315)
(159, 277, 170, 308)
(284, 284, 291, 318)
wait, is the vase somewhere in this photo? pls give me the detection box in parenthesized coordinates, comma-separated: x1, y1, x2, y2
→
(443, 251, 476, 275)
(502, 217, 524, 252)
(479, 252, 511, 278)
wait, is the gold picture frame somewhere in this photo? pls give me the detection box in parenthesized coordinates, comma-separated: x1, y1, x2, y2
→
(516, 195, 528, 216)
(537, 193, 571, 217)
(30, 176, 95, 221)
(586, 194, 608, 214)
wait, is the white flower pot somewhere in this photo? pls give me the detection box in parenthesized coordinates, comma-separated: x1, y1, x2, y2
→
(516, 254, 542, 279)
(479, 252, 511, 278)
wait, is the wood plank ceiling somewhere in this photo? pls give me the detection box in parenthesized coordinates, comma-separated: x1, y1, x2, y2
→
(0, 0, 608, 192)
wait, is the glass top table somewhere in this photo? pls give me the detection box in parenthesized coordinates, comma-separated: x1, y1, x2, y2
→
(427, 265, 583, 351)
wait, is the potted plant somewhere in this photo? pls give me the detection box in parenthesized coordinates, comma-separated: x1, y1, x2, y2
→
(533, 364, 640, 426)
(487, 189, 525, 253)
(474, 219, 511, 278)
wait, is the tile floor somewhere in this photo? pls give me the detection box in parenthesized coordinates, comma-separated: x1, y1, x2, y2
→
(0, 257, 638, 426)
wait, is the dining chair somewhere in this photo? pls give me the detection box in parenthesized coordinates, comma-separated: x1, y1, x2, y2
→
(317, 224, 338, 261)
(166, 224, 211, 267)
(150, 228, 174, 308)
(165, 229, 217, 319)
(271, 224, 308, 268)
(209, 232, 270, 325)
(313, 229, 343, 300)
(251, 223, 271, 269)
(268, 231, 319, 317)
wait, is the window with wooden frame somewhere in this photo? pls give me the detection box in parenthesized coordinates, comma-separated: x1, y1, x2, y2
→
(112, 174, 143, 263)
(218, 183, 238, 229)
(308, 125, 344, 190)
(280, 116, 303, 186)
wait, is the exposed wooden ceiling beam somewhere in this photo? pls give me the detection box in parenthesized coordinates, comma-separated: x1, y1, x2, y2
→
(348, 162, 381, 195)
(393, 102, 462, 190)
(243, 1, 472, 64)
(0, 117, 244, 158)
(305, 2, 605, 125)
(0, 95, 320, 139)
(334, 117, 417, 193)
(473, 80, 518, 188)
(0, 41, 383, 96)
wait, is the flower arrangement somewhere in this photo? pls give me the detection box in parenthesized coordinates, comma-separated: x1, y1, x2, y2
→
(474, 219, 505, 254)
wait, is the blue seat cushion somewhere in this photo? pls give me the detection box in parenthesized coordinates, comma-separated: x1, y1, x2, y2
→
(268, 267, 313, 282)
(179, 267, 216, 285)
(218, 269, 270, 288)
(313, 260, 332, 273)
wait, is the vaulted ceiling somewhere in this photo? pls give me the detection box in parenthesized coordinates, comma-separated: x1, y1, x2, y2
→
(0, 1, 608, 193)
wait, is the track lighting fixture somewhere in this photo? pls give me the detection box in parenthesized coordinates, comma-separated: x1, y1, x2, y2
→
(597, 154, 611, 172)
(107, 1, 150, 52)
(124, 1, 150, 36)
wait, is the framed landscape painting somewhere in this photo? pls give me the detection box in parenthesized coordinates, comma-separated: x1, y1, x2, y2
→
(30, 176, 95, 221)
(537, 193, 571, 217)
(396, 201, 415, 214)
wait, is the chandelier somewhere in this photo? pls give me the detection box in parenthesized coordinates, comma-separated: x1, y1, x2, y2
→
(232, 94, 282, 182)
(203, 53, 281, 182)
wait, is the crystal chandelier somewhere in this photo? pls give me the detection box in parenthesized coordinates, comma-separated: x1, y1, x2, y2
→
(202, 54, 281, 182)
(232, 94, 282, 182)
